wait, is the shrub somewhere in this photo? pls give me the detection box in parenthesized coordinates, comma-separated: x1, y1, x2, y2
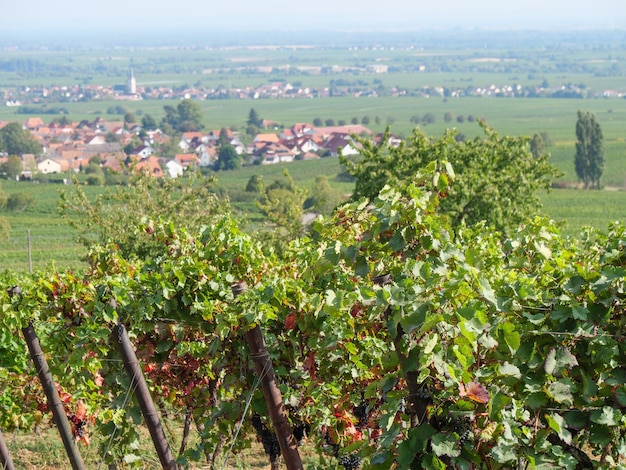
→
(86, 175, 103, 186)
(6, 192, 36, 211)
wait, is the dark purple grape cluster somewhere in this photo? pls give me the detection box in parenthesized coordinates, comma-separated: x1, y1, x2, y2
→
(251, 414, 281, 463)
(293, 422, 311, 445)
(353, 400, 369, 428)
(459, 429, 472, 447)
(339, 454, 362, 470)
(415, 386, 431, 400)
(451, 417, 472, 448)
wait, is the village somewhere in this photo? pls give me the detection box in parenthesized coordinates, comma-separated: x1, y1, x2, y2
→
(0, 114, 386, 182)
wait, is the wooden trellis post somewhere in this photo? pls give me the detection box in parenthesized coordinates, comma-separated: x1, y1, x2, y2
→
(0, 428, 15, 470)
(113, 322, 177, 470)
(232, 282, 303, 470)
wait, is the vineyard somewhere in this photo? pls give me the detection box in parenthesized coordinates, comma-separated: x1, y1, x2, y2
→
(0, 158, 625, 469)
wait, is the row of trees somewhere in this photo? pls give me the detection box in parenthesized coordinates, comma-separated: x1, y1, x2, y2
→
(575, 110, 604, 189)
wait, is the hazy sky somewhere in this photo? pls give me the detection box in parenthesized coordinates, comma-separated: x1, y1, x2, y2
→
(2, 0, 625, 31)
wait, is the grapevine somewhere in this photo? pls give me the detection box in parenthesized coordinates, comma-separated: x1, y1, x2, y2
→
(0, 161, 624, 468)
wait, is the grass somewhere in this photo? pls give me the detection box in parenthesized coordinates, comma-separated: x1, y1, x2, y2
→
(540, 188, 626, 238)
(7, 422, 331, 469)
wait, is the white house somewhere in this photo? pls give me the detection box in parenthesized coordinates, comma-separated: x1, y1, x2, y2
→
(165, 159, 184, 178)
(37, 158, 66, 174)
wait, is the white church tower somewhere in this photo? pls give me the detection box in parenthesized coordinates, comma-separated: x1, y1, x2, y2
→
(127, 67, 137, 95)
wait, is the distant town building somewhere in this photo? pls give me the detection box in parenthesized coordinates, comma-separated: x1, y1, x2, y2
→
(127, 67, 137, 95)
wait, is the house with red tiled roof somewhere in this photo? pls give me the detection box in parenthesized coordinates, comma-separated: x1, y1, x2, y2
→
(290, 123, 315, 137)
(175, 153, 199, 169)
(320, 134, 361, 157)
(86, 135, 107, 145)
(313, 124, 372, 138)
(257, 142, 296, 165)
(135, 156, 163, 178)
(100, 156, 124, 173)
(280, 128, 295, 140)
(24, 117, 45, 130)
(254, 133, 280, 144)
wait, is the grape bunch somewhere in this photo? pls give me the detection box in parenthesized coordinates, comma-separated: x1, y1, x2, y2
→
(293, 422, 311, 445)
(339, 453, 362, 470)
(459, 429, 472, 447)
(415, 385, 432, 401)
(451, 417, 473, 448)
(251, 414, 281, 463)
(353, 400, 369, 428)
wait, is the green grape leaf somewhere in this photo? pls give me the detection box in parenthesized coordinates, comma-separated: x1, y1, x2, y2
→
(547, 381, 573, 405)
(478, 277, 497, 306)
(545, 413, 572, 445)
(431, 432, 461, 458)
(590, 406, 622, 426)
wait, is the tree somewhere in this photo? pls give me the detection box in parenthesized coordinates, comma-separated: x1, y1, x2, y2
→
(444, 111, 454, 123)
(575, 110, 604, 189)
(303, 175, 344, 215)
(51, 115, 71, 126)
(0, 155, 23, 180)
(0, 122, 41, 156)
(422, 112, 436, 125)
(530, 133, 545, 159)
(104, 132, 119, 143)
(216, 143, 240, 171)
(59, 171, 225, 260)
(161, 100, 204, 133)
(123, 112, 136, 124)
(245, 174, 263, 193)
(361, 116, 370, 125)
(540, 131, 554, 147)
(324, 118, 335, 127)
(159, 138, 180, 160)
(141, 114, 158, 131)
(256, 168, 307, 239)
(176, 99, 204, 132)
(341, 121, 562, 235)
(247, 108, 263, 128)
(313, 118, 323, 127)
(218, 127, 230, 146)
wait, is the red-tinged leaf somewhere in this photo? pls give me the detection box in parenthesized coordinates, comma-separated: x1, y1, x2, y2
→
(304, 352, 316, 379)
(284, 312, 297, 330)
(459, 382, 490, 404)
(350, 302, 363, 318)
(94, 372, 104, 387)
(75, 401, 87, 421)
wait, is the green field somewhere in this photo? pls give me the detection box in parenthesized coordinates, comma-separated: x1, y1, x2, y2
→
(1, 157, 624, 273)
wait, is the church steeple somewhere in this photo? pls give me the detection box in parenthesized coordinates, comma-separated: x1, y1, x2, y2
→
(127, 66, 137, 95)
